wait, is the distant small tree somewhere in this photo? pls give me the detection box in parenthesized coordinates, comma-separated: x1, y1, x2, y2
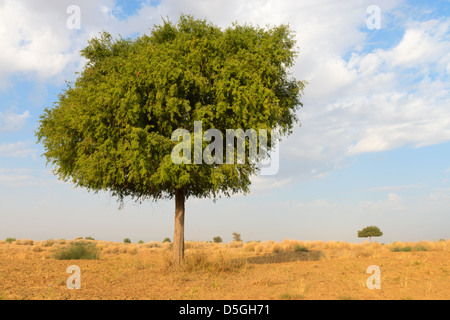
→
(358, 226, 383, 244)
(123, 238, 131, 244)
(232, 232, 241, 242)
(163, 237, 171, 243)
(213, 236, 223, 243)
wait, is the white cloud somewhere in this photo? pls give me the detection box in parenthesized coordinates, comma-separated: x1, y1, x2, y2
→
(0, 141, 37, 158)
(369, 184, 424, 192)
(0, 109, 30, 131)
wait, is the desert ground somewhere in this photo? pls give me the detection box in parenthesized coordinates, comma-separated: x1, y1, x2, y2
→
(0, 238, 449, 300)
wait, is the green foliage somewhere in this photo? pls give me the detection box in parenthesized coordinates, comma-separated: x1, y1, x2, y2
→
(84, 236, 95, 240)
(138, 240, 144, 244)
(213, 236, 223, 243)
(5, 238, 16, 243)
(391, 246, 412, 252)
(163, 237, 171, 243)
(54, 242, 100, 260)
(357, 226, 383, 239)
(123, 238, 131, 244)
(294, 245, 309, 252)
(36, 14, 304, 204)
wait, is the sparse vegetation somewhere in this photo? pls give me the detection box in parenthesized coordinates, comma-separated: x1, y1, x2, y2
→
(213, 236, 223, 243)
(163, 237, 171, 243)
(5, 238, 16, 243)
(0, 238, 449, 299)
(123, 238, 131, 244)
(85, 236, 95, 240)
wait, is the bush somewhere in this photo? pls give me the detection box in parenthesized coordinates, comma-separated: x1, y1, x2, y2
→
(123, 238, 131, 244)
(391, 246, 412, 252)
(163, 237, 171, 243)
(84, 236, 95, 240)
(5, 238, 16, 243)
(213, 236, 223, 243)
(54, 242, 100, 260)
(138, 240, 144, 244)
(294, 245, 309, 252)
(232, 232, 241, 242)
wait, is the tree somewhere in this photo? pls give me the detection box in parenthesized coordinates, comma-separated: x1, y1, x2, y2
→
(213, 236, 223, 243)
(232, 232, 242, 242)
(358, 226, 383, 244)
(36, 15, 304, 265)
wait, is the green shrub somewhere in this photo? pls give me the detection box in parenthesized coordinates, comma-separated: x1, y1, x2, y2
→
(5, 238, 16, 243)
(123, 238, 131, 244)
(84, 236, 95, 240)
(138, 240, 144, 244)
(163, 237, 171, 243)
(213, 236, 223, 243)
(391, 246, 412, 252)
(54, 242, 99, 260)
(294, 245, 309, 252)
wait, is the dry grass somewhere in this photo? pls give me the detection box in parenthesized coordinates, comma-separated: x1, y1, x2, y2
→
(0, 239, 448, 300)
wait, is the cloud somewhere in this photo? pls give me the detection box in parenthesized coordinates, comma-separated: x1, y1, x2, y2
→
(0, 109, 30, 131)
(0, 141, 37, 158)
(369, 184, 425, 192)
(0, 0, 117, 88)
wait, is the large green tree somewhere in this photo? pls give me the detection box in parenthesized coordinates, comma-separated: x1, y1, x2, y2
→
(36, 15, 304, 265)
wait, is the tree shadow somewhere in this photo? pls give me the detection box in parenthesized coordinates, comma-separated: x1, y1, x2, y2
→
(245, 251, 325, 265)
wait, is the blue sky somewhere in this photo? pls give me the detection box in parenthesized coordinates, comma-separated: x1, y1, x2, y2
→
(0, 0, 449, 243)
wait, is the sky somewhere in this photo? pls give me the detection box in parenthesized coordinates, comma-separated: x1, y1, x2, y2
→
(0, 0, 449, 244)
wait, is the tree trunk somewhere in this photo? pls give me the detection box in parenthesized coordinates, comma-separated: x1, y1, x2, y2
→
(173, 189, 185, 266)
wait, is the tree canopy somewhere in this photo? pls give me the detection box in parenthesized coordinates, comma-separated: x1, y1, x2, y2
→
(358, 226, 383, 243)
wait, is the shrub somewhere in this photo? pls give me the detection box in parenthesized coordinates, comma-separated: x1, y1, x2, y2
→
(5, 238, 16, 243)
(391, 246, 412, 252)
(84, 236, 95, 240)
(294, 245, 309, 252)
(54, 242, 100, 260)
(123, 238, 131, 244)
(232, 232, 241, 242)
(213, 236, 223, 243)
(163, 237, 171, 243)
(138, 240, 144, 244)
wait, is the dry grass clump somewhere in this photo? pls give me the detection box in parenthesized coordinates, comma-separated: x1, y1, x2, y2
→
(271, 243, 283, 253)
(15, 239, 34, 246)
(228, 241, 243, 248)
(144, 241, 163, 248)
(161, 248, 246, 274)
(32, 246, 43, 252)
(243, 241, 259, 252)
(41, 239, 55, 247)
